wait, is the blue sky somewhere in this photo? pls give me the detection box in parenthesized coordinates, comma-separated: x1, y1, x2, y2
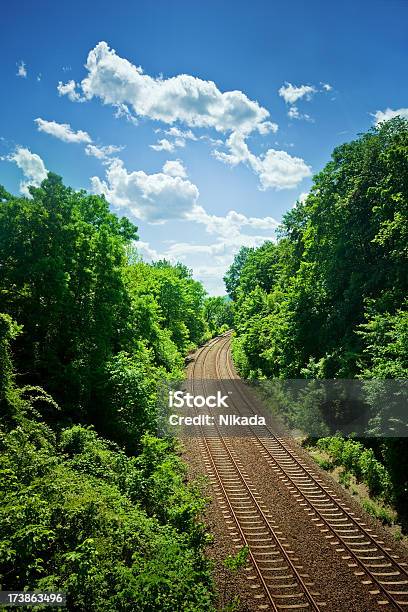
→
(1, 0, 407, 293)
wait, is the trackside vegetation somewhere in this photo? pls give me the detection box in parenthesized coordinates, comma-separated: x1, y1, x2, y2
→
(226, 118, 408, 531)
(0, 177, 215, 610)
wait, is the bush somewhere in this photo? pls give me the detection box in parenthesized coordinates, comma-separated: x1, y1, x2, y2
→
(361, 498, 395, 526)
(0, 418, 214, 611)
(315, 436, 392, 501)
(316, 436, 344, 463)
(358, 448, 391, 499)
(341, 440, 364, 474)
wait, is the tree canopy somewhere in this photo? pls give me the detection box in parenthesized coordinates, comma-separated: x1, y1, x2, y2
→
(228, 118, 408, 527)
(0, 174, 215, 609)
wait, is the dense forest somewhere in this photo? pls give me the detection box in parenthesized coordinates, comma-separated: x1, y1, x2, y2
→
(0, 176, 216, 610)
(226, 118, 408, 530)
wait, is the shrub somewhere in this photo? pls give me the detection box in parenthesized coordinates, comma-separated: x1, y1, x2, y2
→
(358, 448, 391, 499)
(0, 419, 214, 611)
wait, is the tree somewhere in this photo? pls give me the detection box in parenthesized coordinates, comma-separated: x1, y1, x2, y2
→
(203, 296, 234, 335)
(229, 118, 408, 525)
(223, 246, 252, 300)
(0, 173, 138, 418)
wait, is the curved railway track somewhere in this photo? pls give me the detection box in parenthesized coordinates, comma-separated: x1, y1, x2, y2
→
(207, 333, 408, 610)
(188, 337, 326, 611)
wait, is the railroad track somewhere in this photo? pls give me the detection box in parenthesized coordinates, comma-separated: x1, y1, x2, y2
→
(188, 337, 326, 611)
(211, 333, 408, 611)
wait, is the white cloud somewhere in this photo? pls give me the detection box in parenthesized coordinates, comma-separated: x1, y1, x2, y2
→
(59, 41, 274, 136)
(133, 191, 279, 294)
(287, 106, 312, 122)
(10, 147, 47, 195)
(288, 106, 300, 119)
(59, 42, 313, 190)
(16, 61, 27, 78)
(90, 158, 199, 222)
(278, 82, 316, 104)
(57, 79, 85, 102)
(85, 143, 124, 159)
(35, 118, 91, 143)
(150, 138, 176, 152)
(89, 153, 278, 291)
(136, 241, 162, 260)
(187, 204, 279, 238)
(321, 83, 332, 91)
(150, 126, 198, 152)
(373, 107, 408, 125)
(114, 103, 139, 125)
(214, 131, 311, 190)
(136, 210, 278, 295)
(162, 159, 187, 178)
(165, 127, 197, 141)
(258, 121, 278, 135)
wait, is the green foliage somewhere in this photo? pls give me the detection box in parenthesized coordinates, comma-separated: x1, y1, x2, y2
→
(223, 546, 249, 572)
(223, 246, 252, 301)
(100, 347, 160, 451)
(358, 303, 408, 379)
(204, 296, 234, 336)
(361, 499, 395, 526)
(0, 174, 138, 417)
(227, 118, 408, 525)
(230, 118, 408, 380)
(0, 404, 214, 610)
(0, 313, 23, 420)
(126, 258, 207, 356)
(0, 174, 208, 450)
(0, 173, 215, 609)
(316, 436, 391, 500)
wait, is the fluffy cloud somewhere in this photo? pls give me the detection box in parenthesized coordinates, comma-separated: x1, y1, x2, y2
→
(136, 241, 162, 260)
(374, 107, 408, 125)
(35, 118, 123, 159)
(85, 143, 124, 159)
(59, 41, 274, 136)
(321, 83, 332, 91)
(137, 211, 278, 295)
(113, 103, 139, 125)
(214, 131, 311, 190)
(188, 204, 279, 237)
(133, 187, 279, 294)
(59, 42, 312, 190)
(162, 159, 187, 178)
(150, 138, 176, 152)
(10, 147, 47, 195)
(90, 159, 199, 222)
(287, 106, 312, 122)
(278, 82, 316, 104)
(150, 127, 198, 152)
(165, 127, 197, 141)
(35, 118, 91, 143)
(16, 61, 27, 78)
(57, 79, 85, 102)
